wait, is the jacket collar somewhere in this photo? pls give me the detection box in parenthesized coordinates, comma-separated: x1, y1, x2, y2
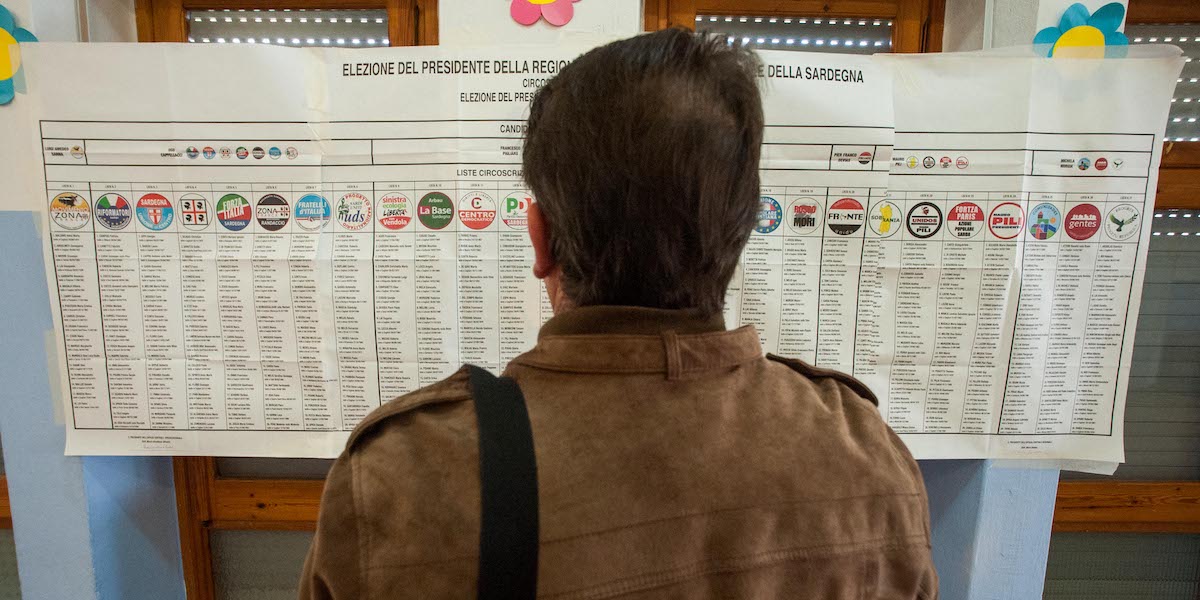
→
(515, 306, 763, 378)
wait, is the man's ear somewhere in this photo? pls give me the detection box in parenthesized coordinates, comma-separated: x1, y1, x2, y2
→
(528, 202, 556, 280)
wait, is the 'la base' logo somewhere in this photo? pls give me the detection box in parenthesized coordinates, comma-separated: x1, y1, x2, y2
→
(827, 198, 865, 236)
(95, 193, 132, 231)
(50, 193, 91, 230)
(337, 193, 372, 231)
(418, 192, 454, 230)
(906, 202, 943, 239)
(988, 202, 1024, 240)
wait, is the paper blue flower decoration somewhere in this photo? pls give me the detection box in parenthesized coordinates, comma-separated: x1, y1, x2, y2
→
(1033, 2, 1128, 58)
(0, 3, 37, 105)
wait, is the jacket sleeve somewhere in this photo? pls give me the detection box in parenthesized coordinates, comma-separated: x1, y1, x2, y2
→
(299, 452, 364, 600)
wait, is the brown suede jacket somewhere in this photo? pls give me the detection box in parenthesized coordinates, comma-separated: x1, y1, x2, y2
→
(300, 306, 937, 599)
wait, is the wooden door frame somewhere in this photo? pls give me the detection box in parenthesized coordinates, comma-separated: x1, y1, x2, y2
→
(644, 0, 944, 53)
(135, 0, 436, 45)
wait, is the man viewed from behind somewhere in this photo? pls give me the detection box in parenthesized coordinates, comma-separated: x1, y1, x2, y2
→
(301, 28, 937, 599)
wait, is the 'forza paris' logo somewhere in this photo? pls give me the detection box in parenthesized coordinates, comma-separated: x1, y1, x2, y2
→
(827, 198, 864, 236)
(906, 202, 943, 239)
(947, 202, 983, 239)
(755, 197, 782, 234)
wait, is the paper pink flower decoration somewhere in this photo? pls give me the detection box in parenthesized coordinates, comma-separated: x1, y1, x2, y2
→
(511, 0, 580, 27)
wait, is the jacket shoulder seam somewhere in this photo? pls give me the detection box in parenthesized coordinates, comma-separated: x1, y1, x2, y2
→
(766, 353, 878, 406)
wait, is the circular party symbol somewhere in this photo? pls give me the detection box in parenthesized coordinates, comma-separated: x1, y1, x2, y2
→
(1065, 203, 1101, 241)
(186, 146, 200, 159)
(49, 193, 91, 230)
(1105, 204, 1141, 241)
(286, 147, 299, 160)
(269, 147, 282, 160)
(1028, 202, 1061, 240)
(906, 202, 943, 239)
(906, 156, 918, 169)
(220, 147, 232, 159)
(418, 192, 454, 230)
(947, 202, 984, 239)
(236, 147, 249, 159)
(336, 193, 372, 231)
(458, 191, 497, 230)
(827, 198, 865, 236)
(216, 193, 252, 231)
(868, 200, 902, 238)
(136, 193, 174, 231)
(1077, 158, 1091, 171)
(786, 198, 822, 236)
(1095, 157, 1109, 171)
(94, 193, 132, 230)
(923, 156, 936, 169)
(377, 192, 412, 231)
(755, 196, 783, 234)
(252, 147, 266, 160)
(294, 194, 331, 231)
(501, 191, 532, 230)
(940, 156, 952, 169)
(858, 151, 873, 165)
(256, 194, 290, 232)
(179, 194, 210, 231)
(956, 156, 970, 169)
(203, 146, 216, 159)
(988, 202, 1024, 240)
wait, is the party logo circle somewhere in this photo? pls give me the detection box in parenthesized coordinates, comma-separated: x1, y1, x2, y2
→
(1028, 202, 1061, 240)
(988, 203, 1024, 240)
(786, 198, 822, 236)
(868, 200, 901, 238)
(1105, 204, 1141, 241)
(906, 202, 943, 239)
(377, 193, 412, 231)
(827, 198, 865, 236)
(755, 196, 783, 234)
(268, 147, 282, 160)
(216, 193, 252, 231)
(236, 147, 249, 159)
(252, 147, 266, 160)
(947, 202, 984, 239)
(136, 193, 174, 231)
(336, 193, 372, 231)
(417, 192, 454, 230)
(94, 193, 132, 230)
(220, 147, 232, 159)
(1065, 203, 1101, 240)
(203, 146, 216, 159)
(179, 194, 210, 230)
(293, 194, 331, 231)
(501, 191, 532, 230)
(186, 146, 200, 159)
(458, 191, 497, 230)
(256, 194, 290, 231)
(50, 193, 91, 230)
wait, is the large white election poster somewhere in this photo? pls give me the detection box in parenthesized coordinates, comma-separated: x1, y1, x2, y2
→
(20, 42, 1180, 459)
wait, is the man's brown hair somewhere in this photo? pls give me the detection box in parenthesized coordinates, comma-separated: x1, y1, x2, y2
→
(523, 29, 764, 315)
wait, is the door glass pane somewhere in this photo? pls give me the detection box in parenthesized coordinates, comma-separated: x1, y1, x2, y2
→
(1128, 24, 1200, 141)
(696, 14, 893, 54)
(213, 530, 312, 600)
(188, 9, 389, 47)
(1060, 210, 1200, 481)
(1045, 532, 1200, 599)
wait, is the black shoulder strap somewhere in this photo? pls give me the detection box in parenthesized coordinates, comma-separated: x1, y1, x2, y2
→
(467, 365, 540, 600)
